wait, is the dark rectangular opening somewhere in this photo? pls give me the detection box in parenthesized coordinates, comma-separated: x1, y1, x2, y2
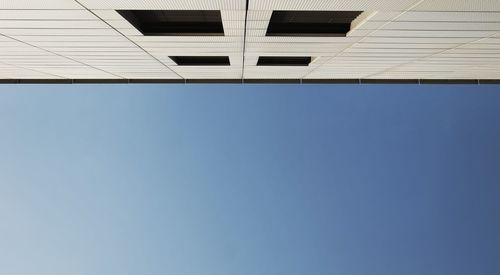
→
(170, 56, 230, 66)
(257, 56, 312, 66)
(266, 11, 363, 37)
(117, 10, 224, 36)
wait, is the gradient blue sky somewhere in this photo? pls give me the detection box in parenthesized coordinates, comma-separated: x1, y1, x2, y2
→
(1, 84, 499, 275)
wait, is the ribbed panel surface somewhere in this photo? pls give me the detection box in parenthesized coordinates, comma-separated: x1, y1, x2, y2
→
(249, 0, 420, 11)
(0, 0, 500, 80)
(78, 0, 245, 10)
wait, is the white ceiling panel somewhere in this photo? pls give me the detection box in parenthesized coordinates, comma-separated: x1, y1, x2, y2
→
(0, 0, 81, 9)
(77, 0, 245, 10)
(395, 11, 500, 22)
(249, 0, 420, 11)
(413, 0, 500, 11)
(0, 0, 499, 81)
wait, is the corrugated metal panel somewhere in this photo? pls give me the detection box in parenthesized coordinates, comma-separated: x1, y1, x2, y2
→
(78, 0, 245, 10)
(249, 0, 420, 11)
(0, 0, 82, 9)
(413, 0, 500, 11)
(0, 0, 499, 81)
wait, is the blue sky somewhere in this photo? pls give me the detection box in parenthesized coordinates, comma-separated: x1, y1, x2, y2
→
(0, 84, 499, 275)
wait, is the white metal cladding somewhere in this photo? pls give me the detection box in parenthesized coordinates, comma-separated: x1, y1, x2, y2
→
(0, 0, 499, 81)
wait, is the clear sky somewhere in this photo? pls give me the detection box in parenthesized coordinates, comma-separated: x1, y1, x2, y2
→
(0, 84, 499, 275)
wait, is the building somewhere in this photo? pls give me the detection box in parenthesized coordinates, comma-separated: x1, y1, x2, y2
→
(1, 0, 500, 84)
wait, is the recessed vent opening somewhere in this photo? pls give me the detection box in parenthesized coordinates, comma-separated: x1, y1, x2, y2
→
(266, 11, 363, 37)
(170, 56, 230, 66)
(257, 56, 312, 66)
(117, 10, 224, 36)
